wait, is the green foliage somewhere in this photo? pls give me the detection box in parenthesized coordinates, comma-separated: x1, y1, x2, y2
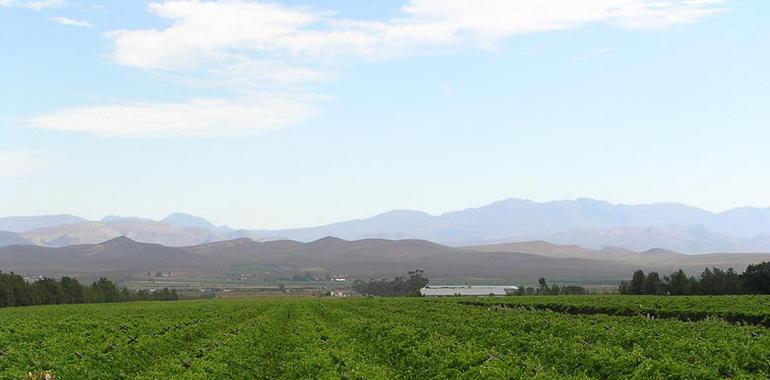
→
(742, 262, 770, 294)
(2, 297, 770, 378)
(0, 272, 178, 308)
(699, 267, 743, 295)
(353, 270, 429, 297)
(528, 278, 586, 295)
(465, 294, 770, 327)
(630, 269, 645, 294)
(60, 277, 85, 304)
(0, 272, 33, 307)
(642, 271, 663, 295)
(620, 265, 757, 295)
(664, 269, 696, 295)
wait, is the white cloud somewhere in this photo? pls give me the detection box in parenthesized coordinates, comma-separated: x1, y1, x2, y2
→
(0, 151, 50, 177)
(402, 0, 726, 42)
(0, 0, 62, 10)
(108, 0, 726, 69)
(50, 16, 92, 28)
(26, 96, 318, 137)
(26, 0, 726, 138)
(108, 1, 321, 69)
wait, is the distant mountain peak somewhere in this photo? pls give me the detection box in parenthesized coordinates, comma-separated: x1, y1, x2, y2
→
(101, 236, 138, 246)
(310, 236, 347, 244)
(162, 213, 216, 229)
(367, 209, 433, 223)
(8, 197, 770, 253)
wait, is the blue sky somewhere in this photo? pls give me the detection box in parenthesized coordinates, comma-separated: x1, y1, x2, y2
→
(1, 0, 769, 229)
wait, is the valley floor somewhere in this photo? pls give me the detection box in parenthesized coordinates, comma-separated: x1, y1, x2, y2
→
(1, 296, 770, 379)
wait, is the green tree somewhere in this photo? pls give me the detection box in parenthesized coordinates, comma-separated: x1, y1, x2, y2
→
(1, 274, 178, 309)
(60, 276, 85, 304)
(700, 267, 733, 295)
(742, 262, 770, 294)
(643, 272, 663, 295)
(630, 270, 645, 295)
(724, 268, 743, 294)
(618, 281, 630, 294)
(537, 277, 549, 294)
(665, 270, 692, 295)
(0, 272, 12, 307)
(90, 277, 121, 303)
(31, 278, 63, 304)
(354, 270, 429, 297)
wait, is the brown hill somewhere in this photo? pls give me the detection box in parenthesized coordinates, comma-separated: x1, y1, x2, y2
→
(0, 236, 634, 281)
(466, 240, 770, 274)
(2, 237, 769, 283)
(0, 237, 206, 274)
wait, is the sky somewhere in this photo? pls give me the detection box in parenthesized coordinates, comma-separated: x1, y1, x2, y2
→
(1, 0, 769, 229)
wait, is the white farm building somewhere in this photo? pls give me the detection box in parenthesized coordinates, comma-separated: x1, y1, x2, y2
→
(420, 285, 518, 296)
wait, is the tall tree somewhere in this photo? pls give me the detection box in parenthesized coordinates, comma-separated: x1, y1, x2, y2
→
(665, 270, 693, 295)
(90, 277, 122, 303)
(60, 276, 85, 304)
(630, 270, 645, 295)
(742, 262, 770, 294)
(642, 272, 663, 295)
(31, 278, 63, 305)
(724, 268, 743, 294)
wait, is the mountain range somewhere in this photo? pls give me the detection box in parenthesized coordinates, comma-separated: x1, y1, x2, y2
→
(1, 236, 768, 283)
(3, 198, 770, 253)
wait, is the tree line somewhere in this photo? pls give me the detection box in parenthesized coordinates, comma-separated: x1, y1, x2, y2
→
(619, 262, 770, 295)
(353, 270, 429, 297)
(515, 277, 588, 295)
(0, 271, 178, 308)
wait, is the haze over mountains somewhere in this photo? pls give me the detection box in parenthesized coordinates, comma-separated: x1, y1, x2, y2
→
(2, 236, 768, 283)
(3, 198, 770, 253)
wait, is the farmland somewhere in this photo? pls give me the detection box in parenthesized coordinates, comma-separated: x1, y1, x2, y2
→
(2, 297, 770, 379)
(463, 295, 770, 326)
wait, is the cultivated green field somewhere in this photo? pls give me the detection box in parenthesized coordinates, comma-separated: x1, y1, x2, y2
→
(2, 297, 770, 379)
(463, 295, 770, 326)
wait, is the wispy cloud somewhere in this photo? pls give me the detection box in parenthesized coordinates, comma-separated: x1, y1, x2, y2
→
(26, 0, 727, 138)
(0, 151, 50, 177)
(26, 96, 318, 137)
(107, 0, 727, 69)
(51, 16, 92, 28)
(0, 0, 62, 10)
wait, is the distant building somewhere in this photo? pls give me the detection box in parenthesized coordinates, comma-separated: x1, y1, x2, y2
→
(420, 285, 518, 296)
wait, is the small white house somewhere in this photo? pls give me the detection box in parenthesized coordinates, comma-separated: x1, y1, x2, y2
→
(420, 285, 518, 297)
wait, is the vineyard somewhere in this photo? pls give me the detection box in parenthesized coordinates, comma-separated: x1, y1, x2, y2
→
(2, 296, 770, 379)
(462, 295, 770, 326)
